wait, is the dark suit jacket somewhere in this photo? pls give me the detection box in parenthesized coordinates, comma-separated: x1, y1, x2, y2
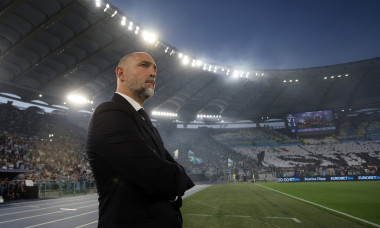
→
(86, 93, 194, 228)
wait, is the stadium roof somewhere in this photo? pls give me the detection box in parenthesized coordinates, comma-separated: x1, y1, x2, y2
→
(1, 0, 380, 122)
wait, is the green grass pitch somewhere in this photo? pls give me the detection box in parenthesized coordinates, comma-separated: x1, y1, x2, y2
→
(182, 182, 380, 228)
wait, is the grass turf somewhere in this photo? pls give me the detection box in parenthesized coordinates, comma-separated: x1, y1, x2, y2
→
(181, 182, 379, 228)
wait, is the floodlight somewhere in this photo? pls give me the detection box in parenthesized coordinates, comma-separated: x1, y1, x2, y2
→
(178, 53, 183, 58)
(283, 80, 286, 83)
(121, 17, 126, 26)
(345, 74, 349, 77)
(191, 60, 196, 67)
(135, 26, 140, 35)
(142, 31, 156, 43)
(233, 70, 239, 78)
(196, 60, 202, 67)
(182, 55, 189, 65)
(221, 68, 225, 72)
(104, 3, 109, 12)
(128, 21, 133, 30)
(214, 67, 217, 73)
(170, 50, 175, 55)
(95, 0, 101, 7)
(111, 10, 117, 17)
(155, 41, 160, 47)
(208, 65, 212, 71)
(67, 94, 88, 104)
(295, 79, 298, 82)
(337, 75, 341, 78)
(331, 76, 334, 78)
(226, 69, 230, 75)
(323, 77, 327, 80)
(39, 94, 42, 97)
(261, 73, 264, 76)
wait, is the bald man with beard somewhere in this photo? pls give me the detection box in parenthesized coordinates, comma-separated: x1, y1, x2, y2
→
(86, 52, 194, 228)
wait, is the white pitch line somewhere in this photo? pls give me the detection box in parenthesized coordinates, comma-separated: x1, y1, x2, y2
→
(186, 213, 252, 218)
(0, 194, 97, 210)
(24, 210, 98, 228)
(0, 199, 96, 217)
(74, 221, 98, 228)
(190, 199, 280, 228)
(266, 216, 301, 223)
(0, 204, 98, 224)
(257, 184, 380, 228)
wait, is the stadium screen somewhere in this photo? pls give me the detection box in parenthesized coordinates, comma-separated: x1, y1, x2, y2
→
(286, 110, 336, 134)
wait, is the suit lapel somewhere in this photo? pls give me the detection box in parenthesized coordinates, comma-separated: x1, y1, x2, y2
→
(111, 93, 165, 158)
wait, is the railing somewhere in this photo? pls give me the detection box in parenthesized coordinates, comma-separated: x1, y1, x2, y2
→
(37, 181, 97, 198)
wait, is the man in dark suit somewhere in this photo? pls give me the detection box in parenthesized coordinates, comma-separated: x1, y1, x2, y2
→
(86, 52, 194, 227)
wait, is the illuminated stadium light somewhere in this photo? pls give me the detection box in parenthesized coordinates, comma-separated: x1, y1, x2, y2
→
(226, 69, 230, 75)
(142, 31, 156, 43)
(170, 50, 175, 55)
(331, 76, 334, 78)
(135, 26, 140, 35)
(152, 111, 178, 117)
(95, 0, 101, 7)
(233, 70, 239, 78)
(164, 47, 169, 52)
(202, 64, 207, 71)
(323, 77, 328, 79)
(208, 65, 212, 71)
(121, 16, 126, 26)
(295, 79, 299, 82)
(262, 73, 264, 76)
(214, 67, 217, 73)
(191, 59, 196, 67)
(196, 60, 202, 67)
(155, 41, 160, 47)
(283, 80, 286, 83)
(182, 55, 189, 65)
(104, 3, 109, 12)
(256, 72, 258, 76)
(246, 72, 249, 78)
(128, 21, 133, 30)
(111, 10, 118, 17)
(197, 114, 222, 119)
(337, 75, 341, 78)
(178, 53, 183, 58)
(289, 80, 293, 82)
(39, 94, 43, 97)
(345, 74, 349, 77)
(67, 94, 89, 105)
(221, 68, 225, 72)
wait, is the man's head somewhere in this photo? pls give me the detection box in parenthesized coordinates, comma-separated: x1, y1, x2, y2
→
(116, 52, 157, 105)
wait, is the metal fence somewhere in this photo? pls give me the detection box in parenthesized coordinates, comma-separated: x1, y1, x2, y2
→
(38, 181, 97, 198)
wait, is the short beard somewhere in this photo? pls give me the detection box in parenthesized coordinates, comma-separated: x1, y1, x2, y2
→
(134, 87, 154, 103)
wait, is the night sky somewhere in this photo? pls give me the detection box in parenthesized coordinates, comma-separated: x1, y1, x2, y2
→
(108, 0, 380, 70)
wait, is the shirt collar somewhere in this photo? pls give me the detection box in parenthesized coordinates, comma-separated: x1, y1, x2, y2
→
(115, 92, 142, 111)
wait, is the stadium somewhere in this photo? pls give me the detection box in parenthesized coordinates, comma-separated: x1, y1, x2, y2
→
(0, 0, 379, 227)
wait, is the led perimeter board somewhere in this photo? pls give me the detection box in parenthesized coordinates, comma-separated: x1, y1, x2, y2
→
(286, 110, 336, 135)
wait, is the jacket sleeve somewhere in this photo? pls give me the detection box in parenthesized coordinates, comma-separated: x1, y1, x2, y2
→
(87, 103, 193, 197)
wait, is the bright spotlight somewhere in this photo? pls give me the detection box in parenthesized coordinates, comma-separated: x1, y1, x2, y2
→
(121, 16, 126, 26)
(233, 70, 239, 78)
(111, 10, 118, 17)
(128, 21, 133, 30)
(178, 53, 183, 58)
(104, 3, 109, 12)
(142, 31, 156, 43)
(95, 0, 101, 7)
(67, 94, 88, 104)
(182, 55, 189, 65)
(196, 60, 202, 67)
